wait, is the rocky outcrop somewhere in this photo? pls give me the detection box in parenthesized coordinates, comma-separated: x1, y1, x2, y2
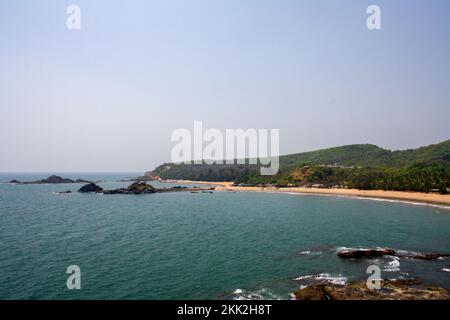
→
(294, 279, 450, 300)
(102, 182, 156, 195)
(337, 248, 396, 259)
(337, 247, 449, 261)
(8, 179, 22, 184)
(78, 183, 104, 193)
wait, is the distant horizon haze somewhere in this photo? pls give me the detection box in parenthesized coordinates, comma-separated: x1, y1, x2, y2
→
(1, 0, 449, 172)
(0, 138, 448, 174)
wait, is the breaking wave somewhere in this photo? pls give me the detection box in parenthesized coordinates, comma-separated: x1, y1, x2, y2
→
(382, 256, 401, 272)
(293, 273, 347, 286)
(230, 288, 285, 300)
(298, 250, 323, 256)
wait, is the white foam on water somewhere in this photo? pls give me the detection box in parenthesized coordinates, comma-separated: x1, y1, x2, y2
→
(351, 196, 450, 210)
(286, 192, 450, 210)
(383, 256, 401, 272)
(442, 268, 450, 273)
(335, 246, 356, 253)
(293, 273, 347, 285)
(299, 250, 322, 256)
(231, 288, 284, 300)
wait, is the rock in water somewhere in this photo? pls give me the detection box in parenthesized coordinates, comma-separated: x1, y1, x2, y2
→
(36, 175, 75, 184)
(103, 182, 156, 194)
(337, 248, 396, 259)
(294, 279, 450, 300)
(337, 247, 450, 260)
(126, 182, 156, 194)
(394, 251, 450, 260)
(10, 175, 93, 184)
(56, 190, 72, 194)
(78, 183, 103, 193)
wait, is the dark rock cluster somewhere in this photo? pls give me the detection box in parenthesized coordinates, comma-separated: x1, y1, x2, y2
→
(102, 182, 156, 195)
(337, 247, 450, 260)
(337, 248, 396, 259)
(76, 182, 213, 195)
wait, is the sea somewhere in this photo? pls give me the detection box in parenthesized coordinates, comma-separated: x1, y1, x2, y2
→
(0, 173, 449, 299)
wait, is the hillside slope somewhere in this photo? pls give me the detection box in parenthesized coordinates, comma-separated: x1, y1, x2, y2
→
(149, 140, 450, 193)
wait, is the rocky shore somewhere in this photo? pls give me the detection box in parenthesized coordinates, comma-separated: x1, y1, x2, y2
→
(294, 279, 450, 300)
(292, 246, 450, 300)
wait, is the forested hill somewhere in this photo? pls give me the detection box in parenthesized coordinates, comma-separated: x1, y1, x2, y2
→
(279, 139, 450, 170)
(148, 140, 450, 193)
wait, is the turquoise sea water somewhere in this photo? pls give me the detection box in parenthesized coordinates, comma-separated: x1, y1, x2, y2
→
(0, 173, 449, 300)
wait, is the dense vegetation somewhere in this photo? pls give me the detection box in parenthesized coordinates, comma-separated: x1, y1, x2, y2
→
(149, 140, 450, 194)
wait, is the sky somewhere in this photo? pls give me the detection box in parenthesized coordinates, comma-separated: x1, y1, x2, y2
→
(0, 0, 449, 172)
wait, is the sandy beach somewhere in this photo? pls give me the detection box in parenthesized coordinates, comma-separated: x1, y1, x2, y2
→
(167, 180, 450, 207)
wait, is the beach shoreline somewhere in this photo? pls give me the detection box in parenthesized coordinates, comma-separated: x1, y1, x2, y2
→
(164, 179, 450, 208)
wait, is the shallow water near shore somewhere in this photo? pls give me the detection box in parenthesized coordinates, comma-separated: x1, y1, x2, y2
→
(0, 173, 449, 299)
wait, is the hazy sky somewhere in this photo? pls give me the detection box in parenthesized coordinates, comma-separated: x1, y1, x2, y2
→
(1, 0, 449, 172)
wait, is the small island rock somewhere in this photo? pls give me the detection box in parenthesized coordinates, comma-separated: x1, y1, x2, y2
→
(78, 183, 104, 193)
(103, 182, 156, 195)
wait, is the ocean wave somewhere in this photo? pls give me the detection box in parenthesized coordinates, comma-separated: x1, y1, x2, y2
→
(335, 246, 391, 253)
(293, 273, 347, 286)
(442, 268, 450, 273)
(351, 197, 450, 210)
(382, 256, 401, 272)
(299, 250, 322, 256)
(230, 288, 284, 300)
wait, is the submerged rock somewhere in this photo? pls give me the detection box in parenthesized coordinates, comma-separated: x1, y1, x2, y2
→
(78, 183, 104, 193)
(337, 248, 396, 259)
(294, 279, 450, 300)
(337, 247, 449, 260)
(395, 251, 450, 261)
